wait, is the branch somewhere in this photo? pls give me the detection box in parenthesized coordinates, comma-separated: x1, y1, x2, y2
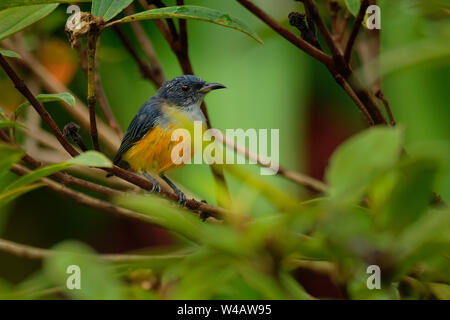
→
(238, 0, 386, 126)
(112, 25, 162, 85)
(0, 129, 120, 197)
(1, 38, 121, 152)
(76, 41, 122, 138)
(334, 74, 374, 126)
(0, 54, 79, 157)
(87, 30, 101, 150)
(213, 130, 328, 193)
(125, 4, 166, 87)
(137, 0, 173, 44)
(344, 0, 370, 65)
(176, 0, 188, 49)
(303, 0, 347, 73)
(236, 0, 332, 66)
(0, 238, 189, 262)
(10, 163, 165, 224)
(376, 90, 396, 126)
(149, 0, 179, 40)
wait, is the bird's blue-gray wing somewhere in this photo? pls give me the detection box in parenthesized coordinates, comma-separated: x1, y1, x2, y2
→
(113, 97, 163, 165)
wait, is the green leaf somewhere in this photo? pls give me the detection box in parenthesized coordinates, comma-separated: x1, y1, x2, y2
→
(116, 5, 263, 44)
(0, 4, 58, 41)
(379, 159, 439, 231)
(0, 0, 90, 11)
(0, 49, 21, 59)
(0, 143, 24, 174)
(0, 183, 44, 206)
(43, 240, 123, 299)
(345, 0, 362, 16)
(67, 150, 112, 167)
(0, 120, 26, 129)
(428, 283, 450, 300)
(15, 92, 75, 117)
(91, 0, 132, 22)
(5, 151, 112, 192)
(325, 127, 403, 204)
(114, 194, 205, 243)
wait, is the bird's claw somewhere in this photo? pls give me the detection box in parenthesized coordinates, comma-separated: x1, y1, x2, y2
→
(175, 190, 186, 206)
(150, 182, 161, 193)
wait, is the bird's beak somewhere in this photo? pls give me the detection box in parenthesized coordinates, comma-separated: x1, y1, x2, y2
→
(199, 82, 226, 93)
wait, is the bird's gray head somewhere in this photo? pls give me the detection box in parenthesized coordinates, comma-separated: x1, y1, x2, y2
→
(157, 75, 226, 109)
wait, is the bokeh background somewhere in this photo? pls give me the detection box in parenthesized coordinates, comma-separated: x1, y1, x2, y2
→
(0, 0, 449, 297)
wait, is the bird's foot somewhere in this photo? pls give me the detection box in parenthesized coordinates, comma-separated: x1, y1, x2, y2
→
(150, 182, 161, 193)
(143, 172, 161, 194)
(174, 189, 186, 206)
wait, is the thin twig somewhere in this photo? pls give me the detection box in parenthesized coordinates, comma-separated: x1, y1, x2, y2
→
(1, 38, 121, 152)
(303, 0, 347, 73)
(376, 90, 396, 126)
(138, 0, 173, 43)
(10, 163, 165, 224)
(87, 32, 101, 151)
(149, 0, 179, 40)
(236, 0, 332, 66)
(212, 130, 328, 193)
(112, 25, 162, 85)
(344, 0, 370, 65)
(0, 54, 79, 157)
(125, 4, 166, 87)
(337, 12, 350, 44)
(94, 38, 123, 137)
(238, 0, 386, 126)
(334, 74, 374, 126)
(176, 0, 188, 49)
(0, 238, 189, 262)
(0, 129, 120, 197)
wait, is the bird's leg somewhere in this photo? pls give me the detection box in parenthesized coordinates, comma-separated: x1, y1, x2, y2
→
(143, 172, 161, 193)
(160, 174, 186, 206)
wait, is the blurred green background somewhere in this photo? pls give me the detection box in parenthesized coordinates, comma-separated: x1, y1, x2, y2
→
(0, 0, 449, 298)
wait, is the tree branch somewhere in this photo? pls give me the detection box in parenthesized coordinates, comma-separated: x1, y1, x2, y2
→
(236, 0, 332, 66)
(303, 0, 348, 73)
(112, 24, 162, 85)
(213, 130, 328, 193)
(0, 238, 189, 262)
(1, 38, 121, 152)
(344, 0, 370, 65)
(0, 54, 79, 157)
(125, 4, 166, 87)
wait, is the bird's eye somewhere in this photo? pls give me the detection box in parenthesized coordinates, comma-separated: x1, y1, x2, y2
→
(181, 85, 189, 92)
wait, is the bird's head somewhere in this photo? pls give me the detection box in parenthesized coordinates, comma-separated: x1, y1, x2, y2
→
(157, 75, 226, 109)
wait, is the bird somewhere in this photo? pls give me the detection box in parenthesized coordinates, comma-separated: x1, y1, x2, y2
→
(113, 75, 226, 205)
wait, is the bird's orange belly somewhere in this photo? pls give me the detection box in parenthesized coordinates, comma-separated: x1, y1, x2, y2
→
(122, 124, 191, 174)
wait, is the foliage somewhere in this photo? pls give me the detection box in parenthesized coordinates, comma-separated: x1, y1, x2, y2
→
(0, 0, 448, 301)
(0, 127, 448, 299)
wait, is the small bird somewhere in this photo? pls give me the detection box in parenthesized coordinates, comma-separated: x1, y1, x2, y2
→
(113, 75, 226, 205)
